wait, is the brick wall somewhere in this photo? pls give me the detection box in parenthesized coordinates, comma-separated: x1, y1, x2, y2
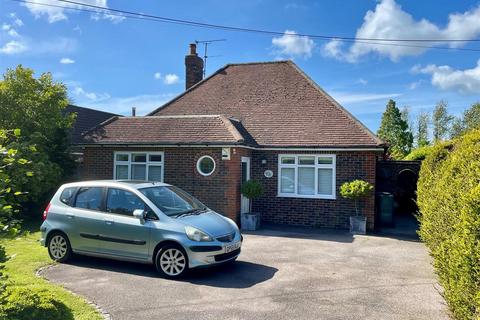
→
(82, 146, 250, 222)
(250, 150, 380, 230)
(82, 146, 379, 230)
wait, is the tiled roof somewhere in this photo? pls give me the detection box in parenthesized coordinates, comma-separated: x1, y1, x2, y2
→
(149, 61, 383, 148)
(82, 115, 250, 145)
(65, 105, 119, 144)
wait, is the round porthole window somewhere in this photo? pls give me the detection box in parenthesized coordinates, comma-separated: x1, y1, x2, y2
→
(197, 155, 216, 176)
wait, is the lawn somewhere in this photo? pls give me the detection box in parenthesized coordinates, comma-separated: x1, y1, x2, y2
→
(0, 221, 102, 320)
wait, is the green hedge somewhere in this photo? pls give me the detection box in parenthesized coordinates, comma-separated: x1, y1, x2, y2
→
(417, 129, 480, 320)
(0, 286, 73, 320)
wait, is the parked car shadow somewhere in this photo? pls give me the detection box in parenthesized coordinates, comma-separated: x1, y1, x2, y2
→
(184, 261, 278, 288)
(67, 255, 277, 289)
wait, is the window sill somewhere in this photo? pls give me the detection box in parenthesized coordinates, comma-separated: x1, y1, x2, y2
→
(277, 193, 336, 200)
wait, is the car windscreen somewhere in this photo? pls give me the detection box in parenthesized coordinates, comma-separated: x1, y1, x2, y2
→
(139, 186, 206, 217)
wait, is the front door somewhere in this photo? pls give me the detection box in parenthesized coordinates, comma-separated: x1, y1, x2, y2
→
(241, 157, 251, 213)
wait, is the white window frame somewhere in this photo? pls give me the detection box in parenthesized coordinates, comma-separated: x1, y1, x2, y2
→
(196, 155, 216, 176)
(113, 151, 164, 182)
(277, 154, 336, 200)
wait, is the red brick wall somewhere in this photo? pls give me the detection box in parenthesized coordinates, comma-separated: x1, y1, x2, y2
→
(250, 150, 380, 230)
(82, 146, 249, 222)
(82, 146, 379, 230)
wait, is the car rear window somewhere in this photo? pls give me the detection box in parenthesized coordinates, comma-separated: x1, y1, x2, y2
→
(74, 187, 103, 211)
(60, 187, 76, 205)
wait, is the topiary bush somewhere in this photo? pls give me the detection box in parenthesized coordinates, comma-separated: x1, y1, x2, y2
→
(339, 180, 373, 216)
(240, 180, 263, 213)
(417, 128, 480, 320)
(0, 286, 73, 320)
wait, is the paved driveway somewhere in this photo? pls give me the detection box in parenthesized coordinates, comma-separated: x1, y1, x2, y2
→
(42, 228, 448, 320)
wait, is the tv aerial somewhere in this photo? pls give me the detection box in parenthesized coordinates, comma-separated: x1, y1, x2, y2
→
(195, 39, 226, 77)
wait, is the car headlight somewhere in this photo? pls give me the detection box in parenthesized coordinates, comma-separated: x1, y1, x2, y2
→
(185, 226, 213, 242)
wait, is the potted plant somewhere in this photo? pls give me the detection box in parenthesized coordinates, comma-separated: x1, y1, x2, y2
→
(340, 179, 373, 234)
(240, 180, 263, 231)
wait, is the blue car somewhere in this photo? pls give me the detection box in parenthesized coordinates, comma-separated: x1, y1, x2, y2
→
(40, 180, 242, 278)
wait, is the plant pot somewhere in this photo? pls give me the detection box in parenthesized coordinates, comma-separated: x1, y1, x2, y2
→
(350, 216, 367, 234)
(241, 212, 261, 231)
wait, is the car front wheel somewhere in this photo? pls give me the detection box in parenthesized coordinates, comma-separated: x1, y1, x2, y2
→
(47, 232, 72, 263)
(155, 244, 189, 279)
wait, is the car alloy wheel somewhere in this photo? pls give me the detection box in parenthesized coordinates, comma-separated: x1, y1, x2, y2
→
(159, 248, 186, 277)
(48, 234, 71, 262)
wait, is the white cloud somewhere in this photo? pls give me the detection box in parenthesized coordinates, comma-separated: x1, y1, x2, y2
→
(358, 78, 368, 85)
(0, 40, 28, 54)
(2, 23, 19, 37)
(71, 85, 110, 102)
(272, 30, 315, 59)
(408, 80, 423, 90)
(9, 13, 24, 26)
(80, 93, 178, 115)
(163, 73, 179, 85)
(154, 72, 161, 80)
(323, 0, 480, 62)
(24, 0, 125, 23)
(330, 91, 401, 104)
(60, 57, 75, 64)
(412, 60, 480, 94)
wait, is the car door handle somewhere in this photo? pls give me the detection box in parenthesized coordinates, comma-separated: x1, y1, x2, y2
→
(104, 219, 114, 225)
(66, 214, 75, 219)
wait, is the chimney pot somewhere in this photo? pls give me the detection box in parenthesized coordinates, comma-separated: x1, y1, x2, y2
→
(131, 106, 136, 117)
(189, 43, 197, 55)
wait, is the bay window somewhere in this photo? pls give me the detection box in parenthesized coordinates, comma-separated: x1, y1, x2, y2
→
(114, 152, 164, 182)
(278, 154, 336, 199)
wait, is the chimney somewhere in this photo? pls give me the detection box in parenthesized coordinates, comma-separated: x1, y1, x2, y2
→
(185, 43, 204, 90)
(131, 106, 136, 117)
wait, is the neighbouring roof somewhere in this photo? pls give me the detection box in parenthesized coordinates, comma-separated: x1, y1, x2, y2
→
(82, 115, 252, 145)
(65, 105, 119, 144)
(149, 61, 383, 148)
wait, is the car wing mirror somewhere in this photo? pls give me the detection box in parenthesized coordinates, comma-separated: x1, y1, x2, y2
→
(133, 209, 145, 220)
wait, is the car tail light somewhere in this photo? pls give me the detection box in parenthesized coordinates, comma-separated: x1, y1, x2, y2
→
(42, 203, 51, 221)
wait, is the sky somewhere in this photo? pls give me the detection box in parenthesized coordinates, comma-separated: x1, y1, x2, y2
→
(1, 0, 480, 132)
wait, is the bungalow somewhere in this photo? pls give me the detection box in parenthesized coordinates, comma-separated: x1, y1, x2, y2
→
(78, 44, 384, 230)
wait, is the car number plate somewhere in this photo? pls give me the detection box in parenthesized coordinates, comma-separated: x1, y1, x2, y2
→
(224, 241, 241, 253)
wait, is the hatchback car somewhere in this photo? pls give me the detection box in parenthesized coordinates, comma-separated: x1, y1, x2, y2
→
(40, 180, 242, 278)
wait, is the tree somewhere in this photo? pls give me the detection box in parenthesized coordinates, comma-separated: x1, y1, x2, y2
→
(463, 102, 480, 132)
(415, 111, 430, 147)
(449, 116, 465, 139)
(240, 180, 263, 214)
(340, 180, 373, 216)
(0, 66, 74, 211)
(432, 100, 453, 142)
(377, 99, 414, 159)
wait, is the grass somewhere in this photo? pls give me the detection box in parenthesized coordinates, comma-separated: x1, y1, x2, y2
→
(0, 221, 103, 320)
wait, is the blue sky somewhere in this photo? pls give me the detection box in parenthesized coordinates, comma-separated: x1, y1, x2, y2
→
(1, 0, 479, 132)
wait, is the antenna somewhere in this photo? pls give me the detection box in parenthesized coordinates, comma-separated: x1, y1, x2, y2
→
(195, 39, 226, 77)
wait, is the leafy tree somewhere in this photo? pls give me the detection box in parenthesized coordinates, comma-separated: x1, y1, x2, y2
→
(415, 111, 430, 147)
(432, 100, 453, 142)
(463, 102, 480, 132)
(377, 99, 414, 159)
(0, 65, 74, 210)
(450, 116, 465, 139)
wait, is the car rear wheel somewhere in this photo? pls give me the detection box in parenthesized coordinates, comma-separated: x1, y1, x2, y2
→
(155, 244, 188, 279)
(47, 232, 72, 263)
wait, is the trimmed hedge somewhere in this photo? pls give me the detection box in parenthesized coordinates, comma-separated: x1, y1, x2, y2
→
(0, 286, 73, 320)
(417, 129, 480, 320)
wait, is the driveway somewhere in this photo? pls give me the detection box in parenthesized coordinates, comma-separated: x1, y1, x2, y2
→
(42, 228, 448, 320)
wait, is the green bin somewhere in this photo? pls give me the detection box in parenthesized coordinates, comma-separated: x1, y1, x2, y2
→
(377, 192, 394, 226)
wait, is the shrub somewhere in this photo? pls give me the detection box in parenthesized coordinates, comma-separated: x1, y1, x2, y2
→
(340, 180, 373, 216)
(0, 286, 72, 320)
(240, 180, 263, 213)
(404, 142, 452, 161)
(417, 129, 480, 320)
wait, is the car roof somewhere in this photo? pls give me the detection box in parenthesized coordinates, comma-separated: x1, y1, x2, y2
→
(60, 180, 171, 190)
